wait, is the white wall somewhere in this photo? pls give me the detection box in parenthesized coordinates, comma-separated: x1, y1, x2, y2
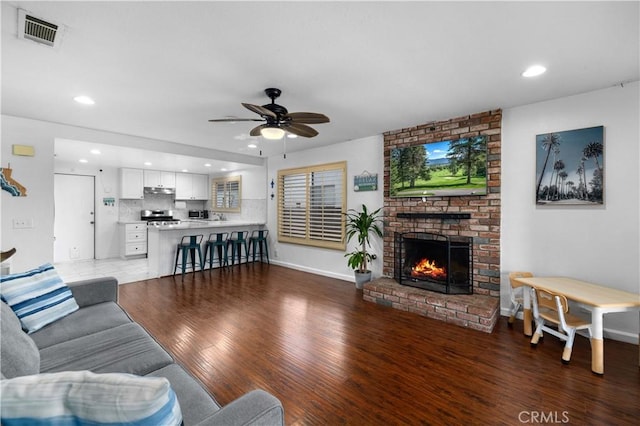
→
(501, 82, 640, 343)
(1, 116, 56, 272)
(266, 135, 384, 282)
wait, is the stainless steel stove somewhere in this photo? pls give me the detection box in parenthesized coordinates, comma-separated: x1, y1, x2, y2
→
(140, 210, 181, 226)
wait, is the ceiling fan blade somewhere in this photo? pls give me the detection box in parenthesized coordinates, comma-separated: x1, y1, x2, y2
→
(284, 112, 330, 124)
(285, 122, 319, 138)
(249, 124, 267, 137)
(208, 118, 264, 122)
(242, 103, 277, 119)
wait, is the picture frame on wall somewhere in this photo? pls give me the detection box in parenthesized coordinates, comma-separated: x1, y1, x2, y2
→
(535, 125, 604, 205)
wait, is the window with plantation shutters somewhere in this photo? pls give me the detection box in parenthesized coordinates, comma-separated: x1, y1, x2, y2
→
(211, 176, 241, 212)
(278, 161, 346, 250)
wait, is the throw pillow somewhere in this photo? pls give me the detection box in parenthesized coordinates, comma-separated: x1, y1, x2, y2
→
(0, 370, 183, 425)
(0, 263, 79, 333)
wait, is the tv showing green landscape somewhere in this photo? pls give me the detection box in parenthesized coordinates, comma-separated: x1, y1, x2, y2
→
(389, 135, 488, 198)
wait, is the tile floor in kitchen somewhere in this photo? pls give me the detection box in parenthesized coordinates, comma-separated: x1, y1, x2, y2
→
(54, 257, 154, 285)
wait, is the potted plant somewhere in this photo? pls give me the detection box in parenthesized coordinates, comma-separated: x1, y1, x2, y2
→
(344, 204, 383, 289)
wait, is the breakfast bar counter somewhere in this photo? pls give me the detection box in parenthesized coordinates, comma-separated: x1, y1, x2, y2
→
(147, 220, 265, 277)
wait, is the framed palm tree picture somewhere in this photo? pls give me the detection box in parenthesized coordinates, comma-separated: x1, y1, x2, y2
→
(535, 126, 604, 205)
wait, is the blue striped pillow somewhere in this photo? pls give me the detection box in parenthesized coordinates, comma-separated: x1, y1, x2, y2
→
(0, 263, 79, 333)
(0, 371, 182, 425)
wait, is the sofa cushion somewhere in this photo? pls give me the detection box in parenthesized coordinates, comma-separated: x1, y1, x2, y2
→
(0, 301, 40, 378)
(0, 263, 79, 333)
(0, 370, 182, 426)
(147, 364, 220, 425)
(30, 302, 133, 349)
(39, 323, 173, 376)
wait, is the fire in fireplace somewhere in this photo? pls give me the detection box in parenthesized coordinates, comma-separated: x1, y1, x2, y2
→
(411, 258, 447, 280)
(394, 232, 473, 294)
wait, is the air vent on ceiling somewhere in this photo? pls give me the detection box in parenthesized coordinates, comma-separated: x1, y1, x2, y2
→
(17, 9, 63, 48)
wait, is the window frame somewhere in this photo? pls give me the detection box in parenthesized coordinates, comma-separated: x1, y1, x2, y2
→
(211, 176, 242, 212)
(277, 161, 346, 250)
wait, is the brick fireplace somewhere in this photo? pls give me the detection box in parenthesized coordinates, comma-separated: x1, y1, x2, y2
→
(363, 110, 502, 332)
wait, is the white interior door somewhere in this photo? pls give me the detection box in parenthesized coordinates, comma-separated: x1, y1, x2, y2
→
(54, 174, 95, 262)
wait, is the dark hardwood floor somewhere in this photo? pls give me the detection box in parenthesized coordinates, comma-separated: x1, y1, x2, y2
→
(118, 264, 640, 425)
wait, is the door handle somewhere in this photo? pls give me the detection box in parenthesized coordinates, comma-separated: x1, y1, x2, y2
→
(90, 221, 95, 225)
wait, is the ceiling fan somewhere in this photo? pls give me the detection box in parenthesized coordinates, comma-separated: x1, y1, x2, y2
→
(208, 88, 329, 140)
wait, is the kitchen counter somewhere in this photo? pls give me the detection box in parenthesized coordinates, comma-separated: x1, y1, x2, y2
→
(147, 220, 266, 277)
(148, 219, 264, 230)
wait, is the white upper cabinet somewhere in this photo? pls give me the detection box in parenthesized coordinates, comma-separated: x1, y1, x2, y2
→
(143, 170, 176, 188)
(191, 174, 209, 199)
(175, 173, 209, 200)
(119, 168, 144, 199)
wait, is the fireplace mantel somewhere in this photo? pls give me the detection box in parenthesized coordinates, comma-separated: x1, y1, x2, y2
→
(396, 213, 471, 220)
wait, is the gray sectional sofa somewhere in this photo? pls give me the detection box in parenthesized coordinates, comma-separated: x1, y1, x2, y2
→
(1, 276, 284, 426)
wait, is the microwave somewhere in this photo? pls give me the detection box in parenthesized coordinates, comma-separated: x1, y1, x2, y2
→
(188, 210, 209, 219)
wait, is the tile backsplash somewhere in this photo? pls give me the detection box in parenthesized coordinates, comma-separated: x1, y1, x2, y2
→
(119, 194, 266, 223)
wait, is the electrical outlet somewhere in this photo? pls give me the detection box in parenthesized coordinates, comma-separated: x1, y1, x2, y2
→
(13, 218, 33, 229)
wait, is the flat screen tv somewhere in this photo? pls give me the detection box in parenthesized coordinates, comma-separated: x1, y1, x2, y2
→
(389, 135, 488, 198)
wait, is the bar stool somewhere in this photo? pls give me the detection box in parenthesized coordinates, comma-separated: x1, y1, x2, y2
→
(203, 232, 229, 269)
(249, 230, 270, 264)
(227, 231, 249, 266)
(173, 235, 204, 278)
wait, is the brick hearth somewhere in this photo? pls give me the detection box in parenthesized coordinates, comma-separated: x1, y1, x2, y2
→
(363, 277, 499, 333)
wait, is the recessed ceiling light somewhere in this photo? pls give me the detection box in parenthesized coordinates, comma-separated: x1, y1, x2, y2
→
(522, 65, 547, 78)
(144, 162, 152, 166)
(73, 95, 95, 105)
(90, 149, 101, 155)
(181, 169, 188, 173)
(204, 163, 212, 167)
(247, 143, 257, 149)
(221, 168, 228, 172)
(79, 158, 88, 163)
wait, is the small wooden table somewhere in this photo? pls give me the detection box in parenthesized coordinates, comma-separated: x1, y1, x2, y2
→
(512, 276, 640, 375)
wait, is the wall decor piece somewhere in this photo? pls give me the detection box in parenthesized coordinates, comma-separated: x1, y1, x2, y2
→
(0, 168, 27, 196)
(535, 126, 604, 205)
(354, 171, 378, 192)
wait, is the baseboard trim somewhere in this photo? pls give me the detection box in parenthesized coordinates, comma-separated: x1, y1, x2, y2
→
(269, 260, 354, 283)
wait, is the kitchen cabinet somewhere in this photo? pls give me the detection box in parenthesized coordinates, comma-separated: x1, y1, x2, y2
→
(175, 173, 209, 200)
(120, 223, 147, 259)
(119, 168, 144, 199)
(143, 170, 176, 188)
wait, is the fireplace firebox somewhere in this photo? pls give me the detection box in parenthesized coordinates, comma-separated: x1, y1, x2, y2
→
(394, 232, 473, 294)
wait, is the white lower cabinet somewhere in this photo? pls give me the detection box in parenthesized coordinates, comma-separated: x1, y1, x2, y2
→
(120, 223, 147, 258)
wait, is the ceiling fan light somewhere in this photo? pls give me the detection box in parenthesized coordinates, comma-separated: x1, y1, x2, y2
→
(261, 127, 285, 140)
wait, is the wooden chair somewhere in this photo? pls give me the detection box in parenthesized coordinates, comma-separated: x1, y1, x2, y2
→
(507, 271, 532, 326)
(530, 287, 592, 364)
